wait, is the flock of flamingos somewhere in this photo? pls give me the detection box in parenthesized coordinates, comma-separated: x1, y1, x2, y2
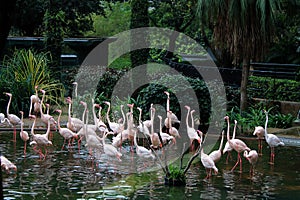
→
(0, 85, 285, 180)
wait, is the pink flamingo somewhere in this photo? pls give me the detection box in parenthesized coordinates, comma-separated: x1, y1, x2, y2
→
(253, 126, 265, 156)
(225, 116, 250, 172)
(66, 97, 83, 132)
(30, 115, 53, 160)
(39, 89, 57, 129)
(103, 131, 122, 161)
(19, 111, 29, 155)
(185, 105, 201, 151)
(263, 110, 285, 165)
(56, 109, 78, 150)
(1, 155, 17, 173)
(208, 130, 224, 163)
(243, 150, 258, 175)
(28, 85, 40, 116)
(157, 115, 175, 145)
(200, 148, 218, 179)
(5, 92, 21, 142)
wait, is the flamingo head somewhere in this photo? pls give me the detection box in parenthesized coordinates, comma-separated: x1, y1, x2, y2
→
(213, 167, 218, 175)
(104, 101, 110, 105)
(73, 134, 78, 140)
(224, 116, 229, 121)
(94, 104, 100, 108)
(40, 89, 45, 94)
(5, 92, 12, 97)
(72, 82, 78, 85)
(19, 111, 24, 115)
(80, 101, 87, 107)
(184, 105, 190, 110)
(29, 115, 36, 119)
(34, 85, 38, 89)
(164, 91, 169, 96)
(127, 103, 134, 108)
(234, 120, 237, 124)
(55, 109, 62, 113)
(157, 115, 162, 120)
(191, 110, 195, 114)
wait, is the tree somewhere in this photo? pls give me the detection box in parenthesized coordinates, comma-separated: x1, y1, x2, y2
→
(130, 0, 149, 90)
(198, 0, 281, 111)
(0, 0, 17, 58)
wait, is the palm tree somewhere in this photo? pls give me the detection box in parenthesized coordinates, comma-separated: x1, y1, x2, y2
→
(197, 0, 281, 111)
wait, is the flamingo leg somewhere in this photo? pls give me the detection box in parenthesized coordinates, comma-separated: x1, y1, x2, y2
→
(231, 153, 241, 172)
(270, 147, 275, 165)
(24, 142, 27, 156)
(13, 127, 17, 142)
(258, 139, 263, 156)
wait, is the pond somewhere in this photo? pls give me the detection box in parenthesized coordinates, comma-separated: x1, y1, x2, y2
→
(1, 127, 300, 200)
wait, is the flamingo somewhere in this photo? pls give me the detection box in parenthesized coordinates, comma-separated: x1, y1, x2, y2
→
(103, 131, 122, 161)
(19, 111, 29, 155)
(208, 130, 224, 163)
(134, 127, 155, 160)
(55, 109, 78, 150)
(157, 115, 175, 145)
(200, 148, 218, 179)
(225, 116, 250, 172)
(39, 89, 57, 129)
(263, 110, 285, 165)
(66, 97, 84, 132)
(82, 109, 103, 156)
(243, 150, 258, 175)
(185, 105, 201, 151)
(253, 126, 265, 156)
(223, 119, 237, 164)
(112, 111, 130, 148)
(30, 115, 53, 160)
(1, 155, 17, 173)
(166, 111, 180, 140)
(5, 92, 21, 142)
(28, 85, 40, 116)
(164, 91, 180, 125)
(92, 99, 107, 133)
(149, 107, 162, 149)
(0, 112, 10, 125)
(104, 101, 122, 134)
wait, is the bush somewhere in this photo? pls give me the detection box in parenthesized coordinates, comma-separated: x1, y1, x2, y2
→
(248, 76, 300, 102)
(0, 49, 65, 115)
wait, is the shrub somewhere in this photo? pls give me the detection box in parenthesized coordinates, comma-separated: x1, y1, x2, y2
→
(0, 49, 65, 115)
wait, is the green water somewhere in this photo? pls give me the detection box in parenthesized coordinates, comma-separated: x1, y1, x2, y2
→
(1, 130, 299, 200)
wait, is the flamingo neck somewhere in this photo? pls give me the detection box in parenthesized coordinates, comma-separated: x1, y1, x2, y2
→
(106, 103, 111, 124)
(185, 107, 190, 128)
(264, 113, 269, 139)
(219, 132, 224, 151)
(6, 95, 12, 116)
(226, 118, 231, 142)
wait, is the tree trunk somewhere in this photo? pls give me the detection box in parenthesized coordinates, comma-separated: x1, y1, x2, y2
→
(240, 57, 250, 112)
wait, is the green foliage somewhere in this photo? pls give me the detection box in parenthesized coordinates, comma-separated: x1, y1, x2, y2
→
(167, 164, 186, 184)
(227, 104, 295, 134)
(0, 49, 65, 114)
(248, 76, 300, 102)
(89, 2, 131, 37)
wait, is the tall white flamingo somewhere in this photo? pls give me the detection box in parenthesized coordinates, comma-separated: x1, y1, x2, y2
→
(263, 110, 285, 165)
(39, 89, 57, 129)
(253, 126, 265, 156)
(19, 111, 29, 155)
(5, 92, 21, 142)
(223, 119, 237, 164)
(208, 130, 224, 163)
(150, 107, 162, 149)
(157, 115, 175, 145)
(185, 105, 201, 151)
(200, 148, 218, 179)
(0, 112, 10, 125)
(104, 101, 122, 134)
(164, 91, 180, 125)
(225, 116, 250, 172)
(56, 109, 78, 150)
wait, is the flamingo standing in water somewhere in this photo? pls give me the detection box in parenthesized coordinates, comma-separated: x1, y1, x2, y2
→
(263, 110, 285, 165)
(66, 97, 83, 132)
(55, 109, 78, 150)
(157, 115, 175, 145)
(19, 111, 29, 155)
(223, 119, 237, 164)
(134, 126, 155, 160)
(30, 115, 53, 160)
(103, 131, 122, 161)
(39, 89, 57, 129)
(200, 147, 218, 179)
(104, 101, 123, 134)
(5, 92, 21, 142)
(253, 126, 265, 156)
(225, 116, 250, 173)
(243, 150, 258, 175)
(209, 130, 224, 164)
(185, 105, 201, 151)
